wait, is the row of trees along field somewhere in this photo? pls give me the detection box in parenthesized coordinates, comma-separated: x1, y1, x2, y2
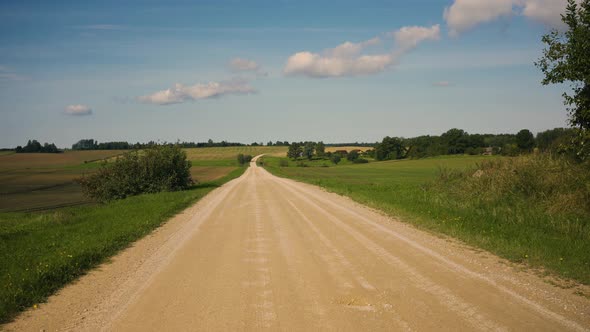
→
(283, 127, 575, 163)
(374, 127, 576, 161)
(71, 139, 247, 150)
(15, 140, 60, 153)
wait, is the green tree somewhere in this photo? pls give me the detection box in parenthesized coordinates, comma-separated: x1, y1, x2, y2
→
(375, 136, 405, 161)
(315, 141, 326, 158)
(536, 0, 590, 159)
(516, 129, 535, 152)
(441, 128, 469, 154)
(536, 128, 576, 152)
(347, 150, 360, 161)
(330, 154, 341, 165)
(303, 142, 315, 160)
(287, 143, 302, 160)
(77, 145, 193, 202)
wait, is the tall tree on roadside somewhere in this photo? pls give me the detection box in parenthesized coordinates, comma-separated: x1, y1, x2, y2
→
(536, 0, 590, 159)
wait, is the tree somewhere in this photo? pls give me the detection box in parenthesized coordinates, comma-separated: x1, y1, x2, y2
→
(375, 136, 405, 160)
(303, 142, 315, 160)
(287, 143, 302, 160)
(347, 150, 360, 161)
(516, 129, 535, 152)
(77, 145, 193, 202)
(330, 154, 341, 165)
(441, 128, 470, 154)
(315, 141, 326, 158)
(536, 128, 576, 152)
(536, 0, 590, 159)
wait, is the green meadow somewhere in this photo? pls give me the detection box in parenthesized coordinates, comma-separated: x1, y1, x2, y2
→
(0, 167, 247, 323)
(262, 155, 590, 285)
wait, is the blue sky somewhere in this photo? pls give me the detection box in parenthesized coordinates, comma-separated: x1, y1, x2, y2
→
(0, 0, 572, 147)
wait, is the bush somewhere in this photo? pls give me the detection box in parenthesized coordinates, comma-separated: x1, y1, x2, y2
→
(352, 158, 369, 164)
(77, 145, 193, 202)
(347, 150, 360, 161)
(330, 154, 341, 165)
(431, 154, 590, 218)
(238, 154, 253, 165)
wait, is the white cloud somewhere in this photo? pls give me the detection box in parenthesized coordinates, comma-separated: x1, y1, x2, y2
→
(392, 25, 441, 51)
(64, 104, 93, 116)
(284, 25, 440, 78)
(444, 0, 573, 36)
(444, 0, 515, 36)
(229, 58, 260, 72)
(520, 0, 572, 26)
(138, 79, 256, 105)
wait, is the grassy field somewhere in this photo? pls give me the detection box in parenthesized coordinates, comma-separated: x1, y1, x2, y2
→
(184, 146, 287, 161)
(0, 151, 127, 212)
(0, 146, 288, 212)
(0, 146, 287, 322)
(0, 166, 247, 323)
(262, 155, 590, 285)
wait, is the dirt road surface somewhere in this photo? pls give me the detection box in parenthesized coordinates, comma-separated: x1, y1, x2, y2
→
(6, 157, 590, 331)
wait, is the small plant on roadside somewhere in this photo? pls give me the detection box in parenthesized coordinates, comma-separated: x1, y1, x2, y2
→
(237, 154, 253, 165)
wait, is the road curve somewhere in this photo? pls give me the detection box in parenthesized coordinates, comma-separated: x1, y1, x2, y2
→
(6, 156, 590, 331)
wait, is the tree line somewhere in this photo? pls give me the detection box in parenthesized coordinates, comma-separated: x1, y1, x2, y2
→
(15, 140, 60, 153)
(71, 139, 247, 150)
(373, 127, 575, 161)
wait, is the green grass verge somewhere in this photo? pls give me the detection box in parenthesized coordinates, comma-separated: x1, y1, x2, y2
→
(0, 166, 247, 323)
(263, 155, 590, 285)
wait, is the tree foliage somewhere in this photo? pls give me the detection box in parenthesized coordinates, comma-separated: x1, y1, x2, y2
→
(516, 129, 535, 152)
(287, 143, 303, 160)
(77, 145, 193, 202)
(315, 141, 326, 157)
(303, 142, 315, 160)
(237, 154, 253, 165)
(375, 136, 406, 161)
(330, 154, 341, 164)
(536, 0, 590, 160)
(537, 0, 590, 129)
(15, 140, 60, 153)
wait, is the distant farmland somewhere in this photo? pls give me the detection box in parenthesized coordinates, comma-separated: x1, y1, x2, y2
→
(0, 150, 126, 212)
(0, 146, 289, 212)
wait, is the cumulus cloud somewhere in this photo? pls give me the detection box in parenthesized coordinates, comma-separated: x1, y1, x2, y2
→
(64, 104, 93, 116)
(444, 0, 574, 36)
(521, 0, 573, 26)
(392, 25, 441, 51)
(284, 25, 440, 78)
(229, 58, 260, 72)
(138, 79, 256, 105)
